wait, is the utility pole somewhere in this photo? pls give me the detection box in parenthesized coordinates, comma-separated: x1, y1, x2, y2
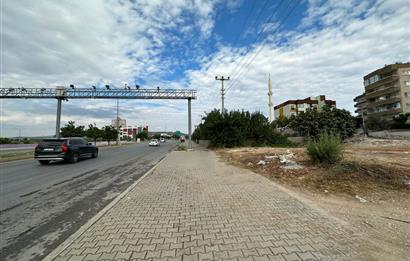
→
(215, 76, 230, 114)
(18, 128, 21, 141)
(116, 98, 120, 145)
(268, 73, 273, 123)
(188, 98, 192, 149)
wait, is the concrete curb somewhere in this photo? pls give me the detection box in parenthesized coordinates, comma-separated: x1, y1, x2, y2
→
(42, 151, 174, 261)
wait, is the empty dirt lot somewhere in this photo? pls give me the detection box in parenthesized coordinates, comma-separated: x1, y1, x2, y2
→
(217, 138, 410, 261)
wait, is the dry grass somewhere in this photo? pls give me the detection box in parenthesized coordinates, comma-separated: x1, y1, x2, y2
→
(217, 144, 410, 198)
(0, 150, 33, 163)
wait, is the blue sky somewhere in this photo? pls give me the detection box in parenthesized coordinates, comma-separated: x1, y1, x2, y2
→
(1, 0, 409, 137)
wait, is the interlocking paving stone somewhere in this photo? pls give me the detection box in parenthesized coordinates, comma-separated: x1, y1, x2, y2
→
(52, 149, 359, 260)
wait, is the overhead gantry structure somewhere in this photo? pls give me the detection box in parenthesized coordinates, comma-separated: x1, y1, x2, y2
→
(0, 86, 197, 149)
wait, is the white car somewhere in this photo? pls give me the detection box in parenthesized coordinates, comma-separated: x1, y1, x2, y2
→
(149, 139, 160, 146)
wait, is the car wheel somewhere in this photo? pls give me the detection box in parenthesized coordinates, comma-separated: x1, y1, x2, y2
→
(91, 150, 98, 158)
(39, 160, 50, 165)
(70, 152, 79, 163)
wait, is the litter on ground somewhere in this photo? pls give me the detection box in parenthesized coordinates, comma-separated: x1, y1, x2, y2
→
(355, 195, 367, 203)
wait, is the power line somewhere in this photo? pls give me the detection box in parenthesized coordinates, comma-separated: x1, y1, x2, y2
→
(208, 0, 260, 78)
(225, 0, 286, 82)
(207, 0, 301, 111)
(231, 0, 257, 46)
(208, 0, 284, 109)
(225, 0, 301, 94)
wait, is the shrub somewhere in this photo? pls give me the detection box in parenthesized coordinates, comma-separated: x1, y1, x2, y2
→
(392, 113, 410, 129)
(288, 106, 356, 140)
(366, 115, 389, 131)
(176, 144, 187, 151)
(306, 133, 344, 164)
(193, 109, 292, 148)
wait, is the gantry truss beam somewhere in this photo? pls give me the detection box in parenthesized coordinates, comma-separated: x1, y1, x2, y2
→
(1, 86, 195, 149)
(0, 87, 197, 100)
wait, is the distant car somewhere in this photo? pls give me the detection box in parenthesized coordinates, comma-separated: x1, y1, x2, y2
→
(180, 136, 185, 143)
(149, 139, 160, 147)
(160, 138, 165, 143)
(34, 138, 98, 165)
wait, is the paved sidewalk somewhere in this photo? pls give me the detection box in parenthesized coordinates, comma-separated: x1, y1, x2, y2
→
(49, 149, 360, 261)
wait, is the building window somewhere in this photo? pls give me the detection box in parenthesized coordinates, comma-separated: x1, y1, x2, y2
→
(404, 70, 410, 75)
(405, 92, 410, 97)
(405, 81, 410, 87)
(407, 103, 410, 108)
(366, 75, 380, 86)
(297, 104, 304, 108)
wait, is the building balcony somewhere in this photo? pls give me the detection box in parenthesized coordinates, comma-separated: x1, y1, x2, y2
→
(365, 86, 400, 100)
(367, 108, 402, 118)
(355, 108, 366, 114)
(354, 100, 367, 107)
(365, 74, 399, 91)
(367, 97, 401, 108)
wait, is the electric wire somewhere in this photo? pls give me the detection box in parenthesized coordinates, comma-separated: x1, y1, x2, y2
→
(225, 0, 301, 94)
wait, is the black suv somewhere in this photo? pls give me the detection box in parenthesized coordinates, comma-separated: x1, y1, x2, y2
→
(35, 138, 98, 165)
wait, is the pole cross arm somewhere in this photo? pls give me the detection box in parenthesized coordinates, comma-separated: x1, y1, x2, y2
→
(0, 88, 197, 100)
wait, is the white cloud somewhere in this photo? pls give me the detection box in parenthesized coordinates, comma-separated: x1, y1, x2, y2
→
(1, 0, 409, 137)
(1, 0, 221, 136)
(188, 0, 410, 126)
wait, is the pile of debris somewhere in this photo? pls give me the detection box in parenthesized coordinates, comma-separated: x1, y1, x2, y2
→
(253, 150, 303, 170)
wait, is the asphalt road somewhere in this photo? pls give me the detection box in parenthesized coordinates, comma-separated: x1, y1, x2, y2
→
(0, 141, 177, 261)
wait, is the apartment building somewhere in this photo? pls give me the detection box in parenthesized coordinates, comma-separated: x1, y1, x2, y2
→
(274, 95, 336, 119)
(353, 93, 367, 119)
(354, 63, 410, 124)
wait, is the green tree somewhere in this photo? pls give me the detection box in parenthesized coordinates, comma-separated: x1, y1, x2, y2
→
(102, 126, 118, 145)
(136, 131, 148, 140)
(248, 112, 271, 146)
(60, 121, 86, 137)
(392, 113, 410, 129)
(0, 137, 11, 144)
(193, 109, 289, 148)
(288, 106, 356, 140)
(85, 124, 103, 145)
(273, 115, 294, 128)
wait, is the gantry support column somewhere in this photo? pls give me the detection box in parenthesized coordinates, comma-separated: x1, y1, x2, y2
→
(188, 98, 192, 149)
(55, 98, 62, 139)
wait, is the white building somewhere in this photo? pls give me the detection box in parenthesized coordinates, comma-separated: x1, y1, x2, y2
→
(274, 95, 336, 119)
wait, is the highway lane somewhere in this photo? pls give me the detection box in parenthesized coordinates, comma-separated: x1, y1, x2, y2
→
(0, 141, 177, 261)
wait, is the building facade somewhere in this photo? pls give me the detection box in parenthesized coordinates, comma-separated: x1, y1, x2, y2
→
(120, 125, 149, 139)
(353, 93, 367, 119)
(274, 95, 336, 119)
(120, 126, 138, 138)
(354, 63, 410, 124)
(111, 118, 126, 128)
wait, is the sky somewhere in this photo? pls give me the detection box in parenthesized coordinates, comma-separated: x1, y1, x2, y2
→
(1, 0, 409, 137)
